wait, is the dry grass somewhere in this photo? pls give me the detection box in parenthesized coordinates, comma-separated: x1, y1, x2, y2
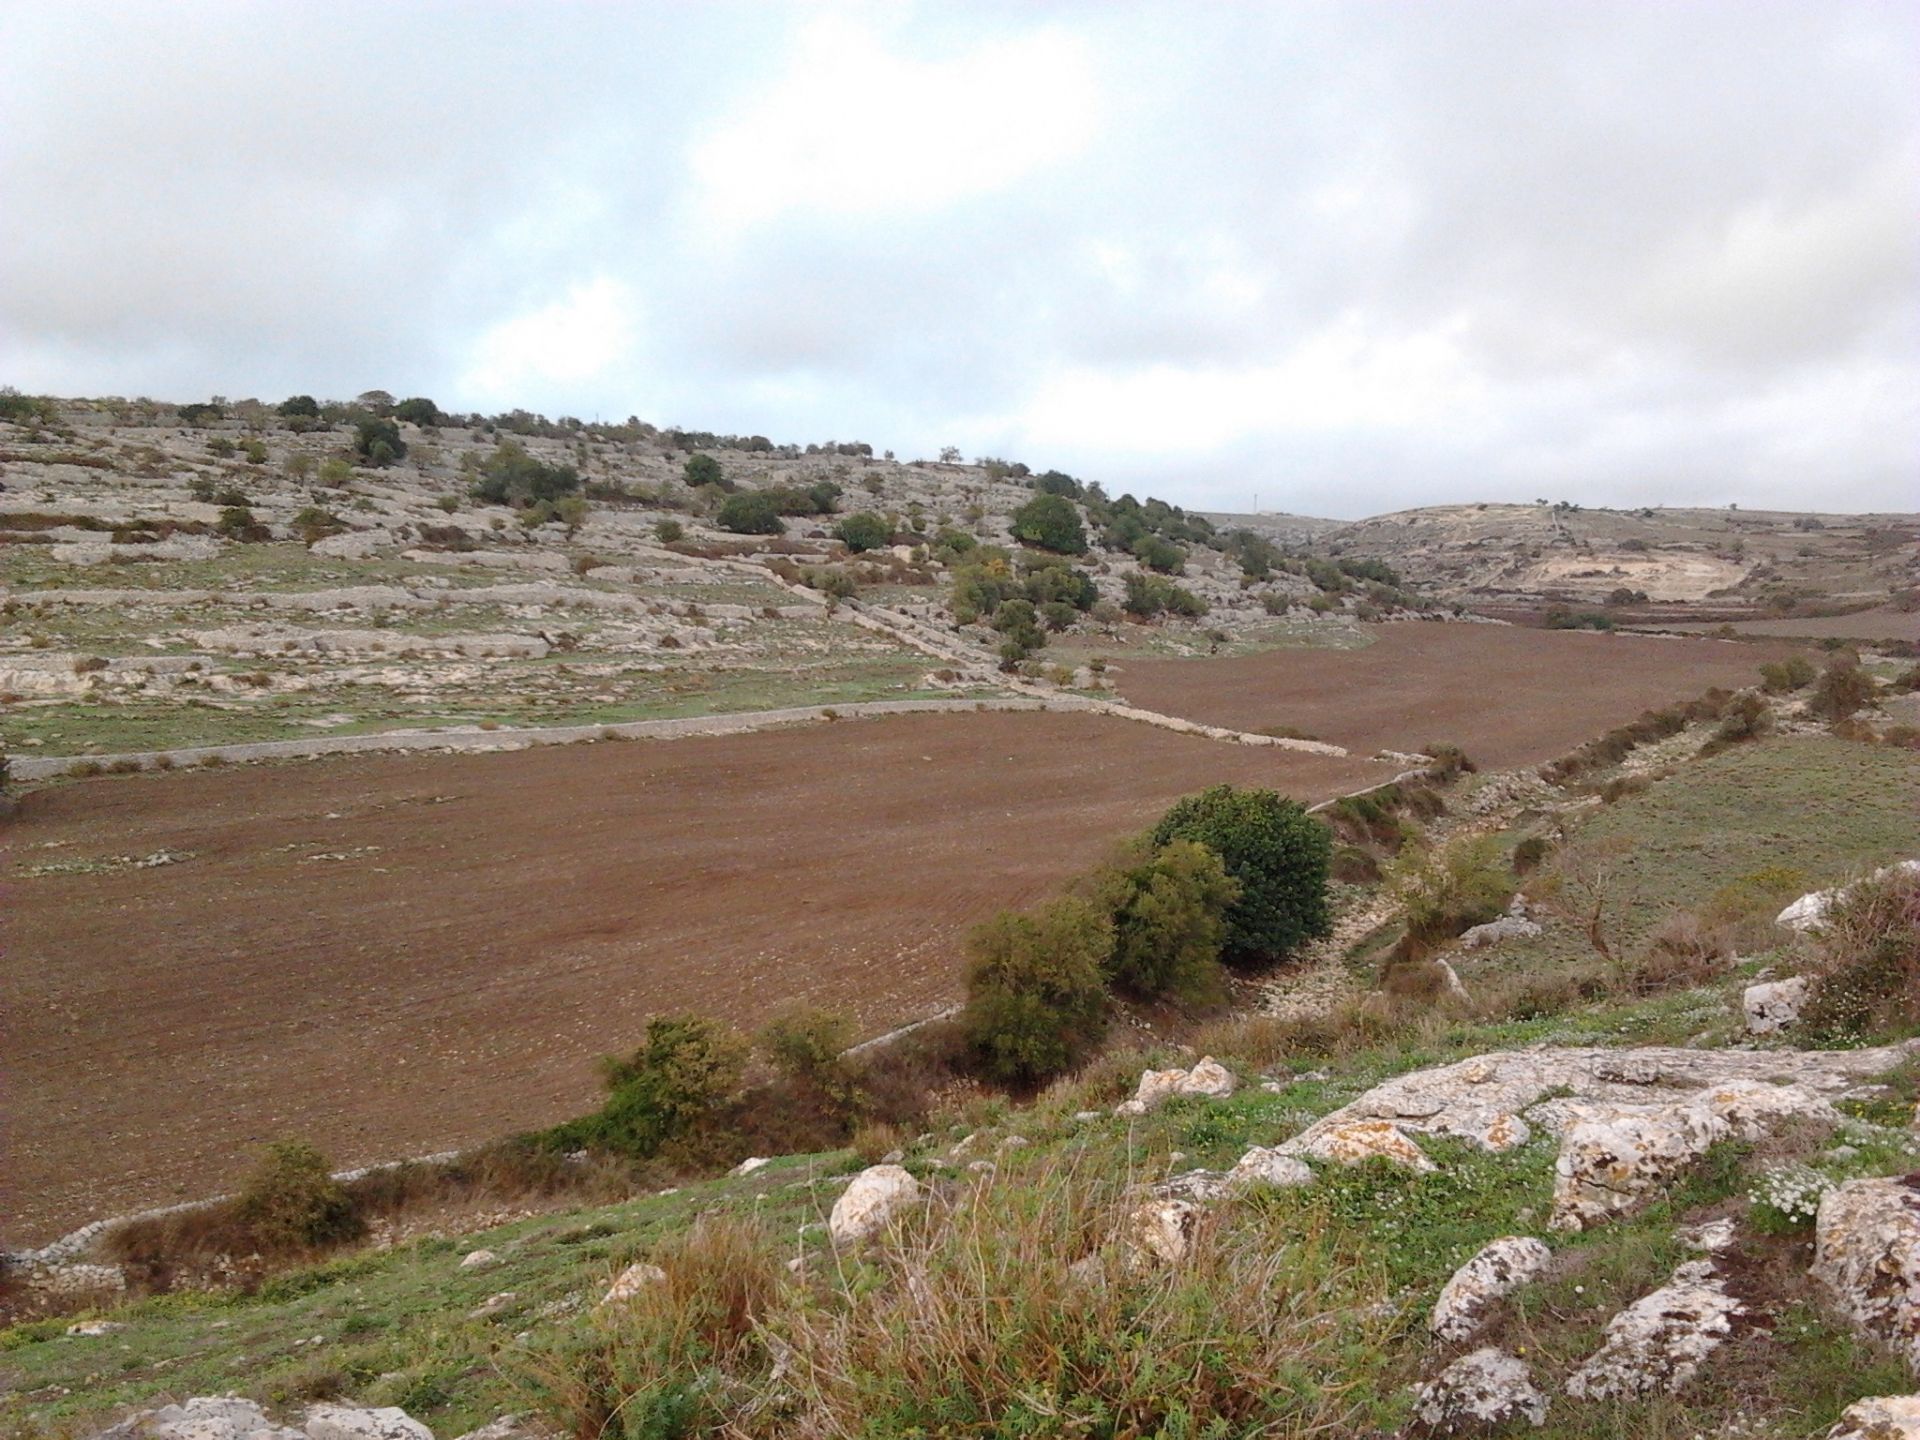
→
(520, 1155, 1388, 1438)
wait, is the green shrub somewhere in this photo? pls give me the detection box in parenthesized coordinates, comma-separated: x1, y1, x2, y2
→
(352, 416, 406, 467)
(567, 1016, 749, 1158)
(962, 897, 1112, 1083)
(215, 505, 267, 541)
(1093, 839, 1239, 1004)
(1808, 655, 1875, 722)
(992, 597, 1044, 663)
(683, 453, 724, 488)
(1009, 493, 1088, 555)
(654, 518, 684, 544)
(1131, 534, 1185, 574)
(277, 394, 321, 419)
(234, 1140, 363, 1252)
(757, 1006, 863, 1114)
(393, 396, 441, 426)
(1387, 836, 1511, 953)
(469, 440, 580, 506)
(715, 492, 784, 536)
(1148, 786, 1330, 966)
(1122, 572, 1207, 619)
(1759, 656, 1816, 692)
(291, 506, 342, 542)
(835, 512, 891, 552)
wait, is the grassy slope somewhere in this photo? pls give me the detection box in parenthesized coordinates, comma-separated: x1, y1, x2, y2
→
(7, 734, 1918, 1437)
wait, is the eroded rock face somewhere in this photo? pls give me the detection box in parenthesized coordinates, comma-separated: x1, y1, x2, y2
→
(1282, 1118, 1436, 1172)
(1813, 1175, 1920, 1371)
(1828, 1395, 1920, 1439)
(1411, 1348, 1549, 1433)
(1430, 1237, 1554, 1343)
(828, 1164, 922, 1246)
(1563, 1260, 1743, 1400)
(1745, 977, 1810, 1035)
(1113, 1056, 1237, 1116)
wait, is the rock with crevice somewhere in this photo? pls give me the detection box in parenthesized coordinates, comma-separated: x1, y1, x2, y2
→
(1430, 1237, 1554, 1343)
(1278, 1044, 1913, 1171)
(1228, 1146, 1315, 1190)
(1411, 1347, 1549, 1432)
(1813, 1174, 1920, 1371)
(1563, 1260, 1743, 1400)
(828, 1164, 923, 1246)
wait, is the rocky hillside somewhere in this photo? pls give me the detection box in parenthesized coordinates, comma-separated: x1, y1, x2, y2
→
(0, 394, 1407, 772)
(1315, 501, 1920, 613)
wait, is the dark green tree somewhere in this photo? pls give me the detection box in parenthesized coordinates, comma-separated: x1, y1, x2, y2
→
(353, 416, 407, 467)
(716, 491, 785, 535)
(1148, 786, 1331, 966)
(835, 512, 892, 552)
(1010, 493, 1088, 555)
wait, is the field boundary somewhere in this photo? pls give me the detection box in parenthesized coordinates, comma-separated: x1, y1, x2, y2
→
(11, 693, 1352, 780)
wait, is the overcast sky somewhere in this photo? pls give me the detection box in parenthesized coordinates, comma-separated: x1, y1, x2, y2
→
(2, 2, 1914, 518)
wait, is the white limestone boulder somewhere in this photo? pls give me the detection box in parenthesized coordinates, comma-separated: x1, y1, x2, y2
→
(303, 1407, 435, 1440)
(1411, 1348, 1549, 1432)
(1813, 1175, 1920, 1370)
(828, 1164, 923, 1246)
(1430, 1237, 1554, 1343)
(1563, 1260, 1743, 1399)
(1744, 977, 1810, 1035)
(1828, 1396, 1920, 1439)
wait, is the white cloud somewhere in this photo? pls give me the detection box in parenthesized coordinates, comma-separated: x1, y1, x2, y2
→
(459, 277, 639, 409)
(689, 14, 1098, 233)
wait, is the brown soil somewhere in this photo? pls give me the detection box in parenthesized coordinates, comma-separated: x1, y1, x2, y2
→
(1117, 622, 1808, 769)
(4, 711, 1381, 1244)
(1657, 607, 1920, 643)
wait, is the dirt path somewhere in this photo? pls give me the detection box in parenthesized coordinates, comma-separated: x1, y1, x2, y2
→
(4, 711, 1380, 1244)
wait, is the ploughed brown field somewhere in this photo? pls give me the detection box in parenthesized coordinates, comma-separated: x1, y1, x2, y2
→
(5, 713, 1381, 1243)
(1118, 622, 1806, 768)
(5, 623, 1800, 1242)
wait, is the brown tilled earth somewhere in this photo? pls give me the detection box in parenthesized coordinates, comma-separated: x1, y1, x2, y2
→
(1118, 622, 1807, 768)
(5, 712, 1380, 1244)
(2, 623, 1803, 1243)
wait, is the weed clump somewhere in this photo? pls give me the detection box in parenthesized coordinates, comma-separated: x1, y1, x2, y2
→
(233, 1140, 364, 1252)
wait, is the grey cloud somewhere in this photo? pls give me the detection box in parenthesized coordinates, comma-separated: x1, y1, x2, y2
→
(1, 0, 1913, 517)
